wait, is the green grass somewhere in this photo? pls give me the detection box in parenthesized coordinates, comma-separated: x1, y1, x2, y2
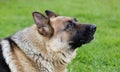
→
(0, 0, 120, 72)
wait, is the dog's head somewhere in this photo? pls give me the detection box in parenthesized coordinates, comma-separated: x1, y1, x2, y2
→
(32, 10, 96, 51)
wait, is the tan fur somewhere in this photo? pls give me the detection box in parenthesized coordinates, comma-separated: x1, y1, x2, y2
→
(13, 45, 39, 72)
(50, 16, 73, 34)
(3, 24, 75, 72)
(0, 11, 96, 72)
(1, 17, 77, 72)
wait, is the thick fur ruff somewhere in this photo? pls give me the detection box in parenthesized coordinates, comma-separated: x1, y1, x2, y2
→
(0, 25, 76, 72)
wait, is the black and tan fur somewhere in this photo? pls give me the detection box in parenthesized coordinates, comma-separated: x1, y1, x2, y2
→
(0, 10, 96, 72)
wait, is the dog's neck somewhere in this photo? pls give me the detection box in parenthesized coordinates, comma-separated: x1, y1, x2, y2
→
(11, 25, 76, 72)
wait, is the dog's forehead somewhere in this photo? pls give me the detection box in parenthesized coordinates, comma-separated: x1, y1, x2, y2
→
(50, 16, 74, 22)
(49, 16, 75, 32)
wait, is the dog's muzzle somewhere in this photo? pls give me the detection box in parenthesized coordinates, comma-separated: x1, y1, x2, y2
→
(69, 25, 96, 49)
(82, 25, 96, 43)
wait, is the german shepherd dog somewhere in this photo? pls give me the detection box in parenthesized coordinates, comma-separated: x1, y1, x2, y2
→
(0, 10, 96, 72)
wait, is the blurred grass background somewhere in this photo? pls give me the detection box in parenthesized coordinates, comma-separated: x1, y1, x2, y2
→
(0, 0, 120, 72)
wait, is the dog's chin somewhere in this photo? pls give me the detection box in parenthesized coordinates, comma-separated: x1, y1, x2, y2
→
(80, 36, 94, 44)
(70, 36, 94, 49)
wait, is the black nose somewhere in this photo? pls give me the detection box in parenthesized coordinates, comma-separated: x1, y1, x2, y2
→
(88, 25, 96, 32)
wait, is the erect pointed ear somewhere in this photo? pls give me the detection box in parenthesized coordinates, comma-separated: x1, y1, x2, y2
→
(32, 12, 53, 37)
(32, 12, 49, 28)
(45, 10, 58, 18)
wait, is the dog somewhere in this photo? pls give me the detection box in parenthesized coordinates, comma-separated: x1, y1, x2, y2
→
(0, 10, 96, 72)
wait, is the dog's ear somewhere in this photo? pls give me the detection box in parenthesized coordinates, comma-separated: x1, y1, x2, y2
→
(45, 10, 58, 18)
(32, 12, 53, 37)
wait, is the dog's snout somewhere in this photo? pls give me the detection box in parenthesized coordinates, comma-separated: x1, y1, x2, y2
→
(90, 25, 96, 31)
(88, 25, 96, 32)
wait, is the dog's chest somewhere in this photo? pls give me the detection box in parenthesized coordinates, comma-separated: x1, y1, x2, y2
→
(14, 47, 56, 72)
(12, 46, 39, 72)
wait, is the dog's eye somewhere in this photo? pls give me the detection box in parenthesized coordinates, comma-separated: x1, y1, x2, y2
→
(65, 21, 75, 30)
